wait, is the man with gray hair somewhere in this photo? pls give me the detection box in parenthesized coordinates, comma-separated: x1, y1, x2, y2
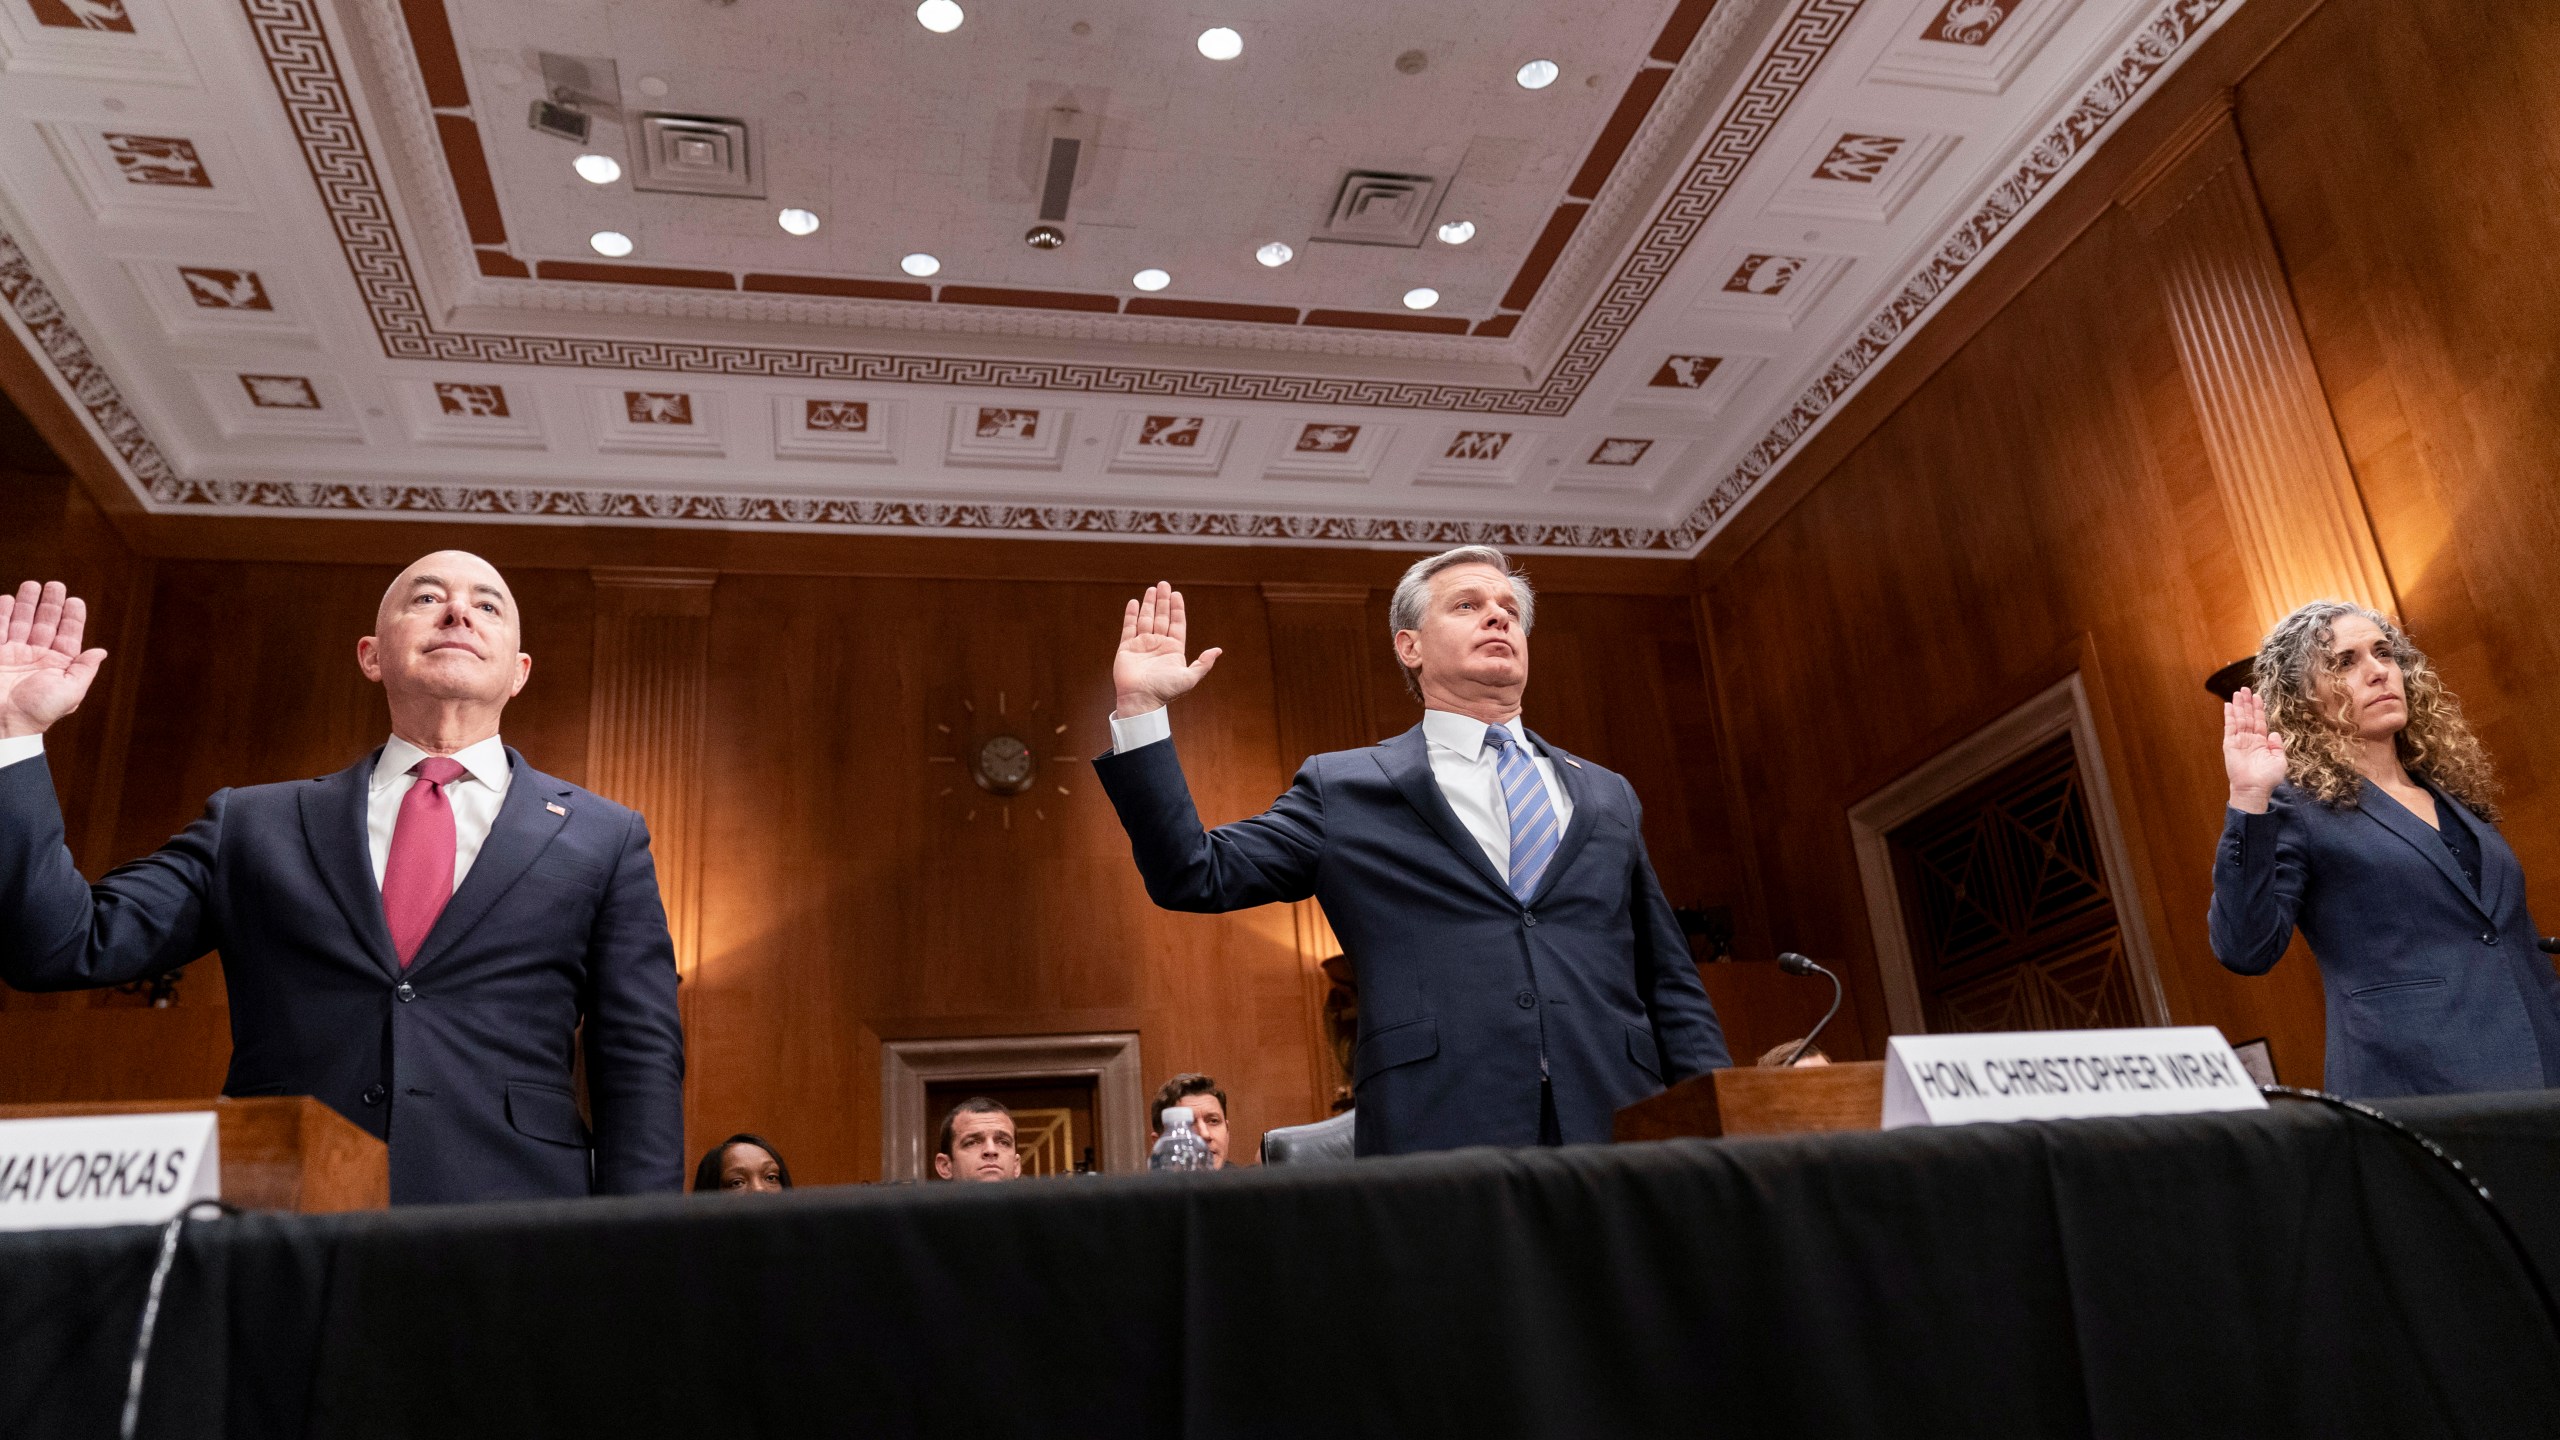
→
(1093, 547, 1727, 1154)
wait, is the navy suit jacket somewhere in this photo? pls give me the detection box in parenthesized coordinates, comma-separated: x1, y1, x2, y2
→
(2209, 780, 2560, 1099)
(1094, 725, 1728, 1154)
(0, 748, 685, 1204)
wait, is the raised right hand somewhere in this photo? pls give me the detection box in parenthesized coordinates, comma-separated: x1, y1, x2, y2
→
(0, 581, 108, 739)
(1112, 581, 1221, 719)
(2222, 685, 2287, 813)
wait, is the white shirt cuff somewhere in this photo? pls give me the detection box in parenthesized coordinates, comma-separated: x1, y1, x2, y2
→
(0, 734, 43, 771)
(1107, 706, 1172, 755)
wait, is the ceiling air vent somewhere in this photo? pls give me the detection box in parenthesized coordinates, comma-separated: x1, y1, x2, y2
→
(631, 113, 762, 198)
(1314, 170, 1446, 248)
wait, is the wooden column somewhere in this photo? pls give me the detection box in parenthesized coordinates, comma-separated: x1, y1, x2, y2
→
(586, 569, 715, 1007)
(1259, 583, 1378, 1116)
(2124, 100, 2396, 625)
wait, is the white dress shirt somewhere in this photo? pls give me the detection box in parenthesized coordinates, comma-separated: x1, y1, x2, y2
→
(0, 733, 42, 772)
(1107, 706, 1572, 875)
(0, 731, 512, 893)
(368, 734, 512, 890)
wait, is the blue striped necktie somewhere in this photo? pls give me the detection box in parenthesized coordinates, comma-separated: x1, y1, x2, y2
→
(1484, 726, 1560, 901)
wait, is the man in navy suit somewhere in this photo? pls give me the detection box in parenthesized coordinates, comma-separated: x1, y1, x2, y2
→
(1094, 547, 1729, 1154)
(0, 555, 684, 1203)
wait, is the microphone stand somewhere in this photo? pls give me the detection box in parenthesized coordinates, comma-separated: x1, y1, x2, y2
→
(1775, 952, 1843, 1067)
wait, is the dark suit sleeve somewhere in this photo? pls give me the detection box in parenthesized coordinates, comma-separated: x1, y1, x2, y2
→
(580, 806, 686, 1195)
(1625, 780, 1730, 1081)
(2209, 799, 2305, 976)
(0, 754, 219, 992)
(1092, 738, 1324, 913)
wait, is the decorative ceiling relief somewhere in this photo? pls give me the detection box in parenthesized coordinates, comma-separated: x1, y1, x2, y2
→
(0, 0, 2234, 551)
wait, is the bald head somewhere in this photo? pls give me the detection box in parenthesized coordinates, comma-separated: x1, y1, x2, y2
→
(376, 550, 512, 632)
(357, 550, 531, 749)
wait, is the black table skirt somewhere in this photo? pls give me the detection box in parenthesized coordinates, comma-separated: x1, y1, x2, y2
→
(5, 1092, 2558, 1439)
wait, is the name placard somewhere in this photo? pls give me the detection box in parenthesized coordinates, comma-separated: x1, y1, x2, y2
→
(0, 1111, 219, 1231)
(1882, 1027, 2267, 1129)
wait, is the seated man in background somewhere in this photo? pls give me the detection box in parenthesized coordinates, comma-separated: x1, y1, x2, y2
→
(933, 1097, 1023, 1183)
(693, 1133, 792, 1194)
(1151, 1072, 1232, 1168)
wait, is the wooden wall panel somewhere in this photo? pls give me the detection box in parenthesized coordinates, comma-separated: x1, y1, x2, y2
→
(0, 470, 146, 874)
(1699, 201, 2327, 1078)
(2238, 0, 2560, 900)
(2123, 105, 2395, 625)
(682, 574, 1307, 1185)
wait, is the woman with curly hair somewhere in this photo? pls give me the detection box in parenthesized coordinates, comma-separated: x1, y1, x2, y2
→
(2211, 601, 2560, 1097)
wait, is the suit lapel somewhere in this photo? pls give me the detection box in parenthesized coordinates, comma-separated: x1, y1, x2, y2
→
(2357, 778, 2487, 918)
(1524, 729, 1600, 907)
(2439, 789, 2507, 919)
(403, 750, 572, 978)
(1375, 726, 1515, 904)
(300, 753, 401, 981)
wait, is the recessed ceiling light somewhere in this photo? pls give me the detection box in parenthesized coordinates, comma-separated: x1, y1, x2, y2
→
(900, 252, 941, 277)
(1133, 267, 1171, 291)
(916, 0, 964, 33)
(1256, 241, 1295, 267)
(572, 153, 621, 185)
(1403, 287, 1440, 310)
(1197, 26, 1242, 60)
(589, 230, 633, 258)
(1436, 219, 1477, 245)
(1515, 59, 1559, 90)
(777, 207, 821, 236)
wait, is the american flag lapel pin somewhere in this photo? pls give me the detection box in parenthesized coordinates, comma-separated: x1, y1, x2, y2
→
(1564, 757, 1582, 769)
(545, 802, 567, 817)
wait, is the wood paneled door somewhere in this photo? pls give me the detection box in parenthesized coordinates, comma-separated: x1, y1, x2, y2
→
(1888, 735, 2144, 1034)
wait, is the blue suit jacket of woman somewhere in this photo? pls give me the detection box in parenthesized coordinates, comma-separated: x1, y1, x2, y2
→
(2209, 779, 2560, 1098)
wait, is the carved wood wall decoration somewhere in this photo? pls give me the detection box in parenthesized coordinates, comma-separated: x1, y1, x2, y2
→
(585, 569, 715, 1005)
(1259, 582, 1380, 1113)
(2121, 103, 2395, 625)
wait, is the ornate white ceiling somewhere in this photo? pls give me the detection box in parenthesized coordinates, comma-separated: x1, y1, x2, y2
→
(0, 0, 2236, 552)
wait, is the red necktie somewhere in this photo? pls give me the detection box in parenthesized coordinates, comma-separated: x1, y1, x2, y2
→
(382, 757, 468, 969)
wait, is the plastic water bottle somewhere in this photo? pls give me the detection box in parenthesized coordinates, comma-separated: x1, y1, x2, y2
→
(1149, 1106, 1214, 1172)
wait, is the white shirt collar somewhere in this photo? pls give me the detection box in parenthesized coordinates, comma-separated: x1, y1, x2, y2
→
(372, 733, 511, 793)
(1420, 709, 1530, 761)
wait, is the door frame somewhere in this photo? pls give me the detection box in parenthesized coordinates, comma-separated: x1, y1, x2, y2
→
(1846, 673, 2170, 1034)
(880, 1032, 1146, 1181)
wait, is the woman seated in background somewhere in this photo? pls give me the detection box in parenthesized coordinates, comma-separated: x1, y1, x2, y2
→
(2212, 600, 2560, 1098)
(693, 1133, 793, 1195)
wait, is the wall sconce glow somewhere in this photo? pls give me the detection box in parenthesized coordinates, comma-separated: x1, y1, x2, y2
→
(900, 252, 941, 277)
(1256, 241, 1294, 268)
(572, 153, 622, 185)
(1132, 267, 1171, 292)
(915, 0, 964, 33)
(588, 230, 634, 258)
(777, 208, 821, 236)
(1515, 59, 1559, 90)
(1436, 219, 1476, 245)
(1402, 286, 1440, 310)
(1196, 26, 1243, 60)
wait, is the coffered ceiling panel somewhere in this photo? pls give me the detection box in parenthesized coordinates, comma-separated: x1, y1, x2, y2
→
(0, 0, 2242, 551)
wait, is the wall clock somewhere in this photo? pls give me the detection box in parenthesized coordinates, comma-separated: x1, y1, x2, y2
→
(931, 691, 1080, 830)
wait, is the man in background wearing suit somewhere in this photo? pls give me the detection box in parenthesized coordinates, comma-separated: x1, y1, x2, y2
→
(0, 554, 684, 1203)
(1094, 546, 1728, 1155)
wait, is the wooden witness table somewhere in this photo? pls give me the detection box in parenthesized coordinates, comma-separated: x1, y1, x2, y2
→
(1613, 1061, 1888, 1141)
(0, 1096, 387, 1213)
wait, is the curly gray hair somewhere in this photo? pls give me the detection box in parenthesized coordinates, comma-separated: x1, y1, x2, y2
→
(1386, 546, 1536, 701)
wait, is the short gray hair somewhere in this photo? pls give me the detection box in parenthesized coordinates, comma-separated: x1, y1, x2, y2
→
(1387, 546, 1535, 700)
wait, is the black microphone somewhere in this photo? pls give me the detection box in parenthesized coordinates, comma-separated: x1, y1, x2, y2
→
(2540, 938, 2560, 955)
(1775, 952, 1843, 1067)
